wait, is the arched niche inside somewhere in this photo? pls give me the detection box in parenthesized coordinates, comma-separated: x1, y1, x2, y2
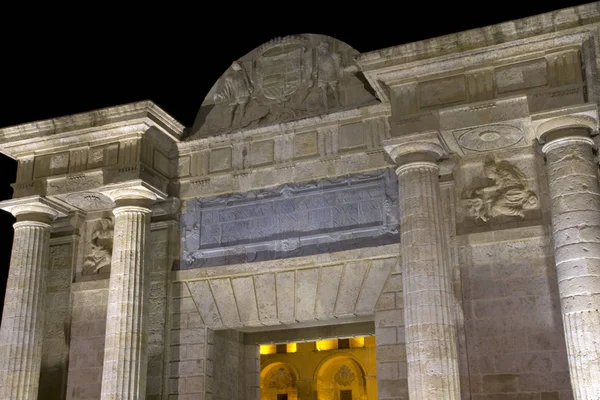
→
(260, 361, 300, 400)
(315, 355, 367, 400)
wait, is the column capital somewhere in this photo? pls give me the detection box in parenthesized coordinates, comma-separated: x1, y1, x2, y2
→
(532, 102, 598, 145)
(382, 131, 448, 168)
(0, 195, 68, 223)
(541, 132, 595, 154)
(102, 180, 166, 208)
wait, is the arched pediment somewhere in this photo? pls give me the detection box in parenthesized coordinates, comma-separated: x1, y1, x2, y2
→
(187, 34, 378, 141)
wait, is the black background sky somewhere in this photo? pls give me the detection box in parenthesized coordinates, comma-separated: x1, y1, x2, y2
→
(0, 2, 591, 316)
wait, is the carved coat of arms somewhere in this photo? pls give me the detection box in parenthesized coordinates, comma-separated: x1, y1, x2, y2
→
(256, 45, 306, 104)
(188, 34, 376, 140)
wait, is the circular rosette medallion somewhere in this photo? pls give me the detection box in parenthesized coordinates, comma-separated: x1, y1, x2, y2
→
(64, 192, 115, 211)
(456, 124, 524, 152)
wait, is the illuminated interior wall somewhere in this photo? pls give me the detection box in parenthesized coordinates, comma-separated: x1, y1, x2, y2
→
(260, 337, 377, 399)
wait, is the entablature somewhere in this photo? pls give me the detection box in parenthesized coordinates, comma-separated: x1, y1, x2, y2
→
(359, 29, 597, 123)
(175, 103, 394, 200)
(0, 100, 183, 155)
(357, 3, 600, 97)
(0, 101, 183, 208)
(359, 30, 593, 89)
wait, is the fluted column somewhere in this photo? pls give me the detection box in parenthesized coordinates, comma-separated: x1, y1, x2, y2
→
(101, 189, 155, 400)
(541, 127, 600, 399)
(0, 202, 58, 400)
(384, 136, 460, 400)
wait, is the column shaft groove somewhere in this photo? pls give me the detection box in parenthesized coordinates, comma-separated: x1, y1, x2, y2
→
(0, 221, 51, 400)
(544, 136, 600, 399)
(101, 206, 151, 400)
(397, 162, 460, 400)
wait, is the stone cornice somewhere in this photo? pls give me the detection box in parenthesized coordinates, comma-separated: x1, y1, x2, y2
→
(0, 100, 184, 158)
(359, 29, 595, 100)
(356, 3, 599, 74)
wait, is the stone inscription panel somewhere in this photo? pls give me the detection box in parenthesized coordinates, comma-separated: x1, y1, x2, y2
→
(180, 169, 399, 269)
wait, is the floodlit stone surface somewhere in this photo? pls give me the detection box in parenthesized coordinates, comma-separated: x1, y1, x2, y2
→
(541, 128, 600, 399)
(0, 202, 58, 400)
(383, 134, 461, 399)
(1, 3, 600, 399)
(180, 170, 399, 269)
(100, 192, 154, 400)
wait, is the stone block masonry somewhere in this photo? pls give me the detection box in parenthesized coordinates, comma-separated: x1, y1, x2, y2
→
(66, 284, 108, 400)
(168, 282, 212, 399)
(146, 222, 178, 400)
(39, 239, 76, 399)
(459, 232, 571, 398)
(376, 272, 408, 399)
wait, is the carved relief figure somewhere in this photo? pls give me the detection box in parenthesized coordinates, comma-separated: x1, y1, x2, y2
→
(463, 160, 538, 222)
(313, 41, 357, 110)
(213, 61, 254, 128)
(83, 217, 114, 274)
(189, 35, 376, 139)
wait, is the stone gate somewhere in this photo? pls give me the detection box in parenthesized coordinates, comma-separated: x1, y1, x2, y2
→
(1, 4, 600, 399)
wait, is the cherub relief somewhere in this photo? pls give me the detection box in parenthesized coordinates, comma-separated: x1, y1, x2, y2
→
(463, 160, 538, 222)
(82, 217, 114, 274)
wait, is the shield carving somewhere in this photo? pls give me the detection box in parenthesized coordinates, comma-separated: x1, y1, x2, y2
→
(256, 46, 304, 103)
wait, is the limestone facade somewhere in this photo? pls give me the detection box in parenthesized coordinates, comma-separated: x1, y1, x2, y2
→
(0, 3, 600, 399)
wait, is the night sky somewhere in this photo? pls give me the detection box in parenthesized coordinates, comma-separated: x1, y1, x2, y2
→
(0, 2, 590, 316)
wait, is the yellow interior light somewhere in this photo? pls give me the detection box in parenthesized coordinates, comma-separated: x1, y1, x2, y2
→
(350, 337, 365, 348)
(286, 343, 297, 353)
(260, 344, 276, 355)
(315, 339, 338, 351)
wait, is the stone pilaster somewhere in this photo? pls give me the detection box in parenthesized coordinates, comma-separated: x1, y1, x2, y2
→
(540, 127, 600, 399)
(0, 200, 59, 400)
(244, 344, 260, 400)
(383, 134, 461, 400)
(100, 189, 156, 400)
